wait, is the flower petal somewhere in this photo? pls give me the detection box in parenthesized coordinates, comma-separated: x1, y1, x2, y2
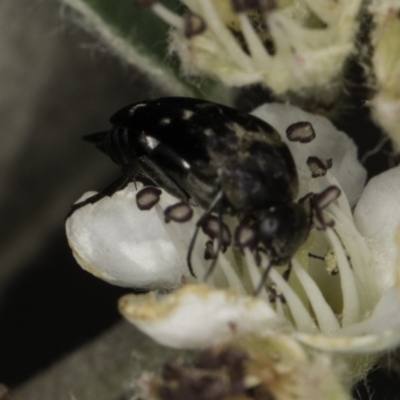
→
(251, 103, 366, 206)
(294, 286, 400, 353)
(66, 183, 189, 290)
(119, 284, 286, 349)
(295, 329, 400, 353)
(354, 165, 400, 294)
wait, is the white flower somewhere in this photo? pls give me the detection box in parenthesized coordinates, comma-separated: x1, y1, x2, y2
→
(368, 0, 400, 148)
(142, 0, 362, 97)
(66, 103, 400, 381)
(141, 334, 351, 400)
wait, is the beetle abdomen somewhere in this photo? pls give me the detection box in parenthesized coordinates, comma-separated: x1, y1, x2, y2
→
(84, 127, 136, 166)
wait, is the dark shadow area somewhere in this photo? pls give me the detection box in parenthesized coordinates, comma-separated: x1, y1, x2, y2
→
(353, 367, 400, 400)
(0, 231, 130, 387)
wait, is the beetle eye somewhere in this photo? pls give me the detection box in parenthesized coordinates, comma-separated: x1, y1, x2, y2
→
(260, 218, 279, 236)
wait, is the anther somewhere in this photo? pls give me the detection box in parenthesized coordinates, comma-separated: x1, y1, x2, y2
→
(311, 186, 341, 230)
(164, 202, 193, 223)
(286, 121, 316, 143)
(202, 216, 232, 249)
(313, 186, 341, 210)
(307, 156, 333, 178)
(136, 186, 162, 210)
(184, 12, 206, 38)
(324, 250, 339, 275)
(268, 283, 286, 303)
(204, 240, 216, 260)
(234, 225, 258, 250)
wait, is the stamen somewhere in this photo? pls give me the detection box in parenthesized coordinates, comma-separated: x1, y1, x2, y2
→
(254, 261, 273, 296)
(214, 246, 247, 294)
(238, 14, 271, 67)
(313, 207, 335, 230)
(328, 205, 371, 273)
(268, 283, 284, 302)
(204, 240, 216, 260)
(152, 3, 184, 30)
(275, 296, 287, 321)
(325, 171, 352, 220)
(301, 0, 338, 25)
(292, 260, 340, 334)
(269, 268, 319, 333)
(264, 12, 291, 58)
(325, 227, 360, 326)
(197, 0, 254, 71)
(324, 250, 339, 275)
(312, 186, 341, 230)
(327, 205, 379, 307)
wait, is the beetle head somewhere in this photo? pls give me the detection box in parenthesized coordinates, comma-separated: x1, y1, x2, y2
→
(257, 203, 309, 265)
(84, 130, 110, 155)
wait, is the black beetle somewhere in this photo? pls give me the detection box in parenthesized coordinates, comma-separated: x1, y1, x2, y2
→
(68, 97, 309, 288)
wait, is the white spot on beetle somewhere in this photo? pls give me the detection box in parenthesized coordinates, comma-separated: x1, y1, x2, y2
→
(129, 103, 146, 115)
(182, 110, 194, 120)
(160, 118, 171, 126)
(140, 134, 160, 150)
(182, 160, 191, 170)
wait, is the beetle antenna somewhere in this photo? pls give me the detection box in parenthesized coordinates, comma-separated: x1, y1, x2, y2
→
(254, 260, 273, 296)
(204, 203, 224, 281)
(186, 191, 224, 278)
(308, 252, 324, 260)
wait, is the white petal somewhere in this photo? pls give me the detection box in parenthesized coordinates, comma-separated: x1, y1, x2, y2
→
(295, 287, 400, 353)
(66, 183, 188, 290)
(354, 165, 400, 293)
(251, 103, 366, 206)
(343, 287, 400, 335)
(119, 284, 285, 349)
(295, 329, 400, 353)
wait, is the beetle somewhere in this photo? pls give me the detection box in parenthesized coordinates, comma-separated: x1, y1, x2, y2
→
(68, 97, 310, 291)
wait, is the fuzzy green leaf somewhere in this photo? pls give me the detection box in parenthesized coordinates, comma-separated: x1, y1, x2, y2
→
(61, 0, 232, 103)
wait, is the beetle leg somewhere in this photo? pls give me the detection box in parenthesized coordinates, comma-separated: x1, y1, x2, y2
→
(186, 191, 224, 278)
(66, 175, 132, 218)
(138, 156, 191, 202)
(254, 261, 273, 296)
(203, 202, 224, 281)
(282, 261, 292, 281)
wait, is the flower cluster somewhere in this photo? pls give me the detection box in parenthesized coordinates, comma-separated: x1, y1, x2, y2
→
(141, 336, 350, 400)
(66, 103, 400, 386)
(369, 0, 400, 148)
(137, 0, 362, 99)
